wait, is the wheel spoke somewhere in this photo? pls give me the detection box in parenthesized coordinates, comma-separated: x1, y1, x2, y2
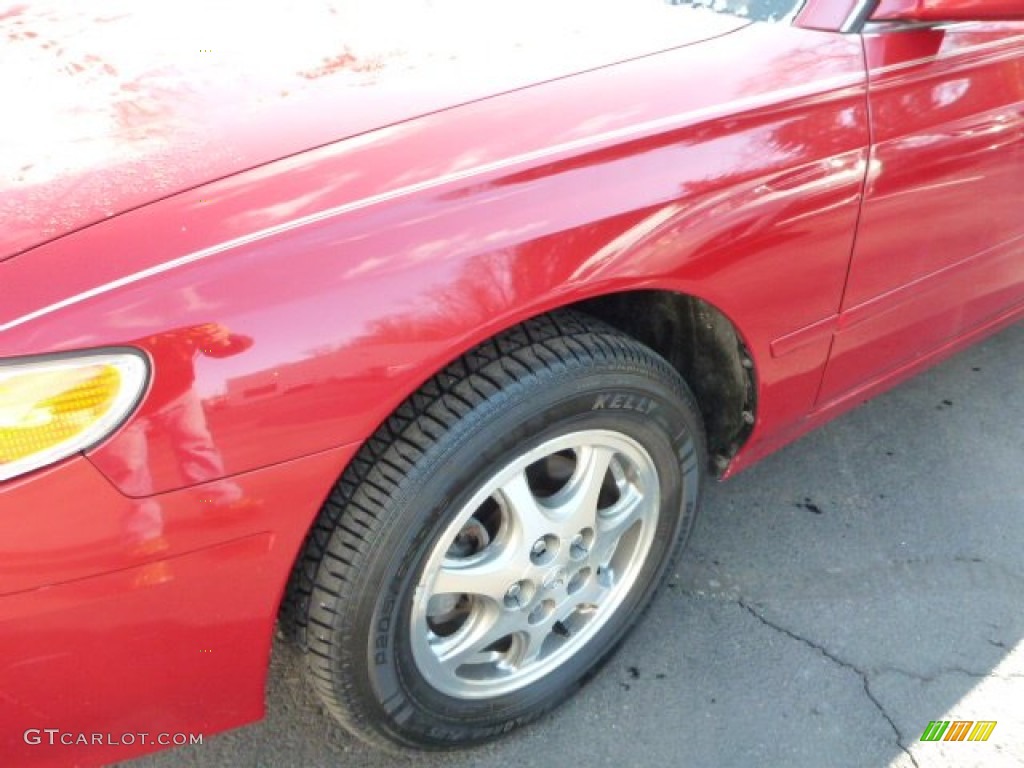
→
(432, 550, 522, 603)
(516, 624, 552, 668)
(550, 445, 615, 534)
(435, 609, 518, 671)
(498, 471, 553, 543)
(569, 572, 611, 607)
(590, 492, 645, 568)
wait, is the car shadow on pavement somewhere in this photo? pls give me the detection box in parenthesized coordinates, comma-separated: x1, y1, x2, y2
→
(130, 322, 1023, 768)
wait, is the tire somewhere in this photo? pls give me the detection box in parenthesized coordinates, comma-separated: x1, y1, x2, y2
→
(286, 310, 706, 749)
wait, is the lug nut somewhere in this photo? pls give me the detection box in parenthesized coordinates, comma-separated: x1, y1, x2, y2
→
(571, 533, 587, 555)
(570, 528, 594, 560)
(530, 534, 559, 565)
(504, 580, 534, 609)
(504, 584, 521, 609)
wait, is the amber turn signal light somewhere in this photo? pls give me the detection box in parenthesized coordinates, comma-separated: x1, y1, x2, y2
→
(0, 352, 148, 482)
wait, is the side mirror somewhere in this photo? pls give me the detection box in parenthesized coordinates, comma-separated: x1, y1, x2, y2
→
(871, 0, 1024, 21)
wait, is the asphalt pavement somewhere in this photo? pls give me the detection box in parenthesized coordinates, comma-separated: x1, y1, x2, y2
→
(130, 322, 1023, 768)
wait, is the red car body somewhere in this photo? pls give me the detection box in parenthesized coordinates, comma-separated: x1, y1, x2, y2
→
(1, 0, 1022, 765)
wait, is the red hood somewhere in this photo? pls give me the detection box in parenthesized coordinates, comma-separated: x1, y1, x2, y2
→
(0, 1, 746, 261)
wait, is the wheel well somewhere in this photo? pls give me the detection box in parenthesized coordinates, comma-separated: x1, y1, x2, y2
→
(573, 291, 756, 474)
(278, 291, 756, 639)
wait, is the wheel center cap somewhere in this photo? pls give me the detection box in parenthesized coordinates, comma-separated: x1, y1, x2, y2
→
(542, 566, 567, 590)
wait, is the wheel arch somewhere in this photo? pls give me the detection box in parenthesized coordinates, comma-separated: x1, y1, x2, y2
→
(568, 289, 756, 474)
(364, 286, 759, 477)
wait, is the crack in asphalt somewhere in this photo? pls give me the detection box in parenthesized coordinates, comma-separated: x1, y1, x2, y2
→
(738, 600, 921, 768)
(877, 665, 1024, 683)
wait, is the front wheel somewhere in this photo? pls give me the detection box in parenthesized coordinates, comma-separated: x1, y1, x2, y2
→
(287, 311, 706, 748)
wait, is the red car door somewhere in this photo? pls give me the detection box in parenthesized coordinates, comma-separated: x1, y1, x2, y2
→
(818, 22, 1024, 404)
